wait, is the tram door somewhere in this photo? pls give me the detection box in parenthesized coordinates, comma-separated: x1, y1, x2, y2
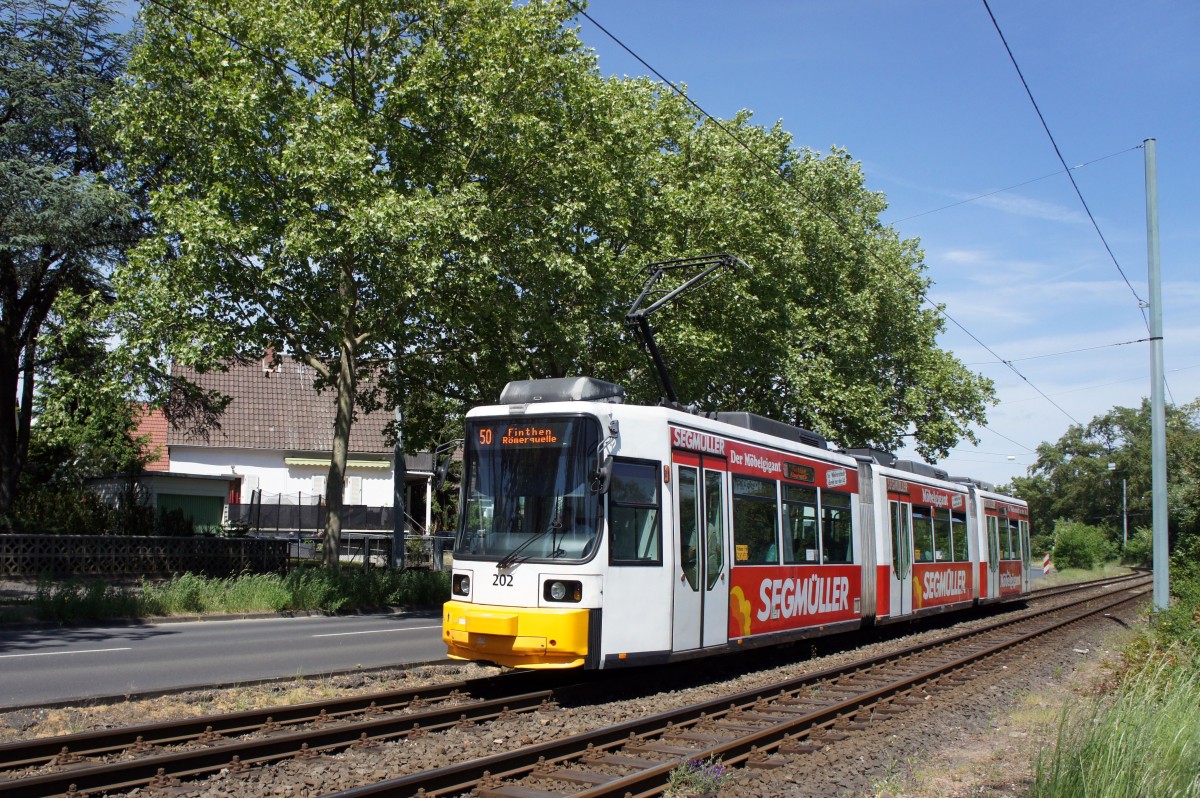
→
(1019, 520, 1031, 592)
(889, 501, 914, 615)
(673, 462, 729, 652)
(985, 515, 1000, 599)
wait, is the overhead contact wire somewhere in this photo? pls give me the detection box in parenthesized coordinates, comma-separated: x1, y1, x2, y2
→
(980, 0, 1149, 326)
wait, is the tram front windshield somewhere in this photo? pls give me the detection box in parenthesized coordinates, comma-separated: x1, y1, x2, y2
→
(457, 417, 601, 562)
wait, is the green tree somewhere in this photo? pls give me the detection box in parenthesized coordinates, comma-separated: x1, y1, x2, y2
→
(622, 118, 992, 459)
(110, 0, 625, 566)
(408, 96, 994, 461)
(0, 0, 135, 519)
(1011, 400, 1200, 547)
(26, 289, 152, 483)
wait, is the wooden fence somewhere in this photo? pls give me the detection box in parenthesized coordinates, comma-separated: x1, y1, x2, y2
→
(0, 535, 289, 578)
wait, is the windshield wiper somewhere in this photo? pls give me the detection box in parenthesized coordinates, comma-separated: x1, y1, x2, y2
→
(496, 521, 561, 570)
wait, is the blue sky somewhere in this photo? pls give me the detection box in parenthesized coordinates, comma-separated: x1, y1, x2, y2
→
(574, 0, 1200, 487)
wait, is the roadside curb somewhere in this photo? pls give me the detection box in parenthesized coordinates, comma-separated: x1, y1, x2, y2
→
(0, 604, 441, 632)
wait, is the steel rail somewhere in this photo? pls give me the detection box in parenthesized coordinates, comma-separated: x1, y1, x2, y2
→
(1021, 571, 1145, 602)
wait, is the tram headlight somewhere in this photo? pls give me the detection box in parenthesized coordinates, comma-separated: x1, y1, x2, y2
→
(543, 579, 582, 603)
(452, 573, 471, 596)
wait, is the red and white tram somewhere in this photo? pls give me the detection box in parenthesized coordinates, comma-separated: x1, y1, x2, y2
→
(442, 377, 1031, 669)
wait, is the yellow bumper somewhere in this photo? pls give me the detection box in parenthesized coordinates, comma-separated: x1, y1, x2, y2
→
(442, 600, 591, 669)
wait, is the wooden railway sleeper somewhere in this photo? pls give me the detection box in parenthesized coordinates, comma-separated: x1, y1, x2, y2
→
(582, 753, 663, 770)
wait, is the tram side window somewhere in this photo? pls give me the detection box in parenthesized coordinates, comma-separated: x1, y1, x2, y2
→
(912, 506, 935, 562)
(733, 476, 779, 564)
(932, 507, 952, 562)
(986, 516, 999, 564)
(950, 511, 969, 561)
(608, 460, 661, 565)
(1006, 519, 1021, 560)
(821, 490, 853, 564)
(782, 485, 819, 564)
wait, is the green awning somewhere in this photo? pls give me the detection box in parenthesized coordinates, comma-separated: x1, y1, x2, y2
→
(284, 457, 391, 469)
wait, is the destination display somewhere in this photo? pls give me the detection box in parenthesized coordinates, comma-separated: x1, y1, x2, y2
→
(474, 421, 573, 447)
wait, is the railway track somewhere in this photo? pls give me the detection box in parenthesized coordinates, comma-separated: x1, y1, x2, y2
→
(0, 574, 1148, 797)
(0, 672, 564, 797)
(329, 576, 1149, 798)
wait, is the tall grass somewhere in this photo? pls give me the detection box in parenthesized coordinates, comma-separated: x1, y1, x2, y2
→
(27, 569, 450, 623)
(1033, 550, 1200, 798)
(32, 578, 143, 624)
(1033, 655, 1200, 798)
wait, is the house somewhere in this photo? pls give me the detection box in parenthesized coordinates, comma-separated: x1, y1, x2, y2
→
(134, 356, 436, 535)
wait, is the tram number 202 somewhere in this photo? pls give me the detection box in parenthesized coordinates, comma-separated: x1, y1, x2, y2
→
(493, 573, 514, 587)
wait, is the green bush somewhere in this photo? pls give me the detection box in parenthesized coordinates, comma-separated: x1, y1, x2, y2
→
(7, 482, 154, 536)
(1156, 534, 1200, 651)
(1030, 532, 1055, 561)
(1051, 519, 1114, 570)
(1170, 532, 1200, 589)
(665, 756, 733, 797)
(1122, 526, 1153, 567)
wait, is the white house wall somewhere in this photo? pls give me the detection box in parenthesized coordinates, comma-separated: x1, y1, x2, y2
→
(168, 446, 396, 506)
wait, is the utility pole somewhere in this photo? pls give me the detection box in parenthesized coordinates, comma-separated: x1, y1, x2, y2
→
(1113, 475, 1123, 552)
(1108, 462, 1129, 549)
(1145, 138, 1169, 611)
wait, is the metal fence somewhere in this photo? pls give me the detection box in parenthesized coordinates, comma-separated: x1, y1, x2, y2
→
(229, 503, 398, 534)
(261, 532, 454, 571)
(0, 534, 289, 578)
(228, 491, 433, 536)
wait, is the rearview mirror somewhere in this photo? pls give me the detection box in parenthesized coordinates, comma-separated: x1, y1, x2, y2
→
(433, 439, 462, 492)
(591, 455, 613, 494)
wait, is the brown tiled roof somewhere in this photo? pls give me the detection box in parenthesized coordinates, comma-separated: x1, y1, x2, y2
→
(135, 405, 170, 471)
(168, 357, 392, 454)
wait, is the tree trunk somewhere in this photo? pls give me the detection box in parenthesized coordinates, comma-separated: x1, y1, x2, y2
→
(0, 352, 20, 520)
(322, 344, 357, 570)
(321, 262, 361, 570)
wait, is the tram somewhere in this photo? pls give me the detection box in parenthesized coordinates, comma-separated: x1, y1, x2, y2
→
(441, 376, 1031, 670)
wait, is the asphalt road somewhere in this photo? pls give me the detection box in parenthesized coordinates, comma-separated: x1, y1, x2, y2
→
(0, 611, 448, 709)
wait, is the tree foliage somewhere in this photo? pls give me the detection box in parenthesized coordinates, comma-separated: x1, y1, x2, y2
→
(0, 0, 134, 518)
(25, 289, 152, 482)
(1010, 399, 1200, 549)
(110, 0, 630, 563)
(392, 89, 995, 461)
